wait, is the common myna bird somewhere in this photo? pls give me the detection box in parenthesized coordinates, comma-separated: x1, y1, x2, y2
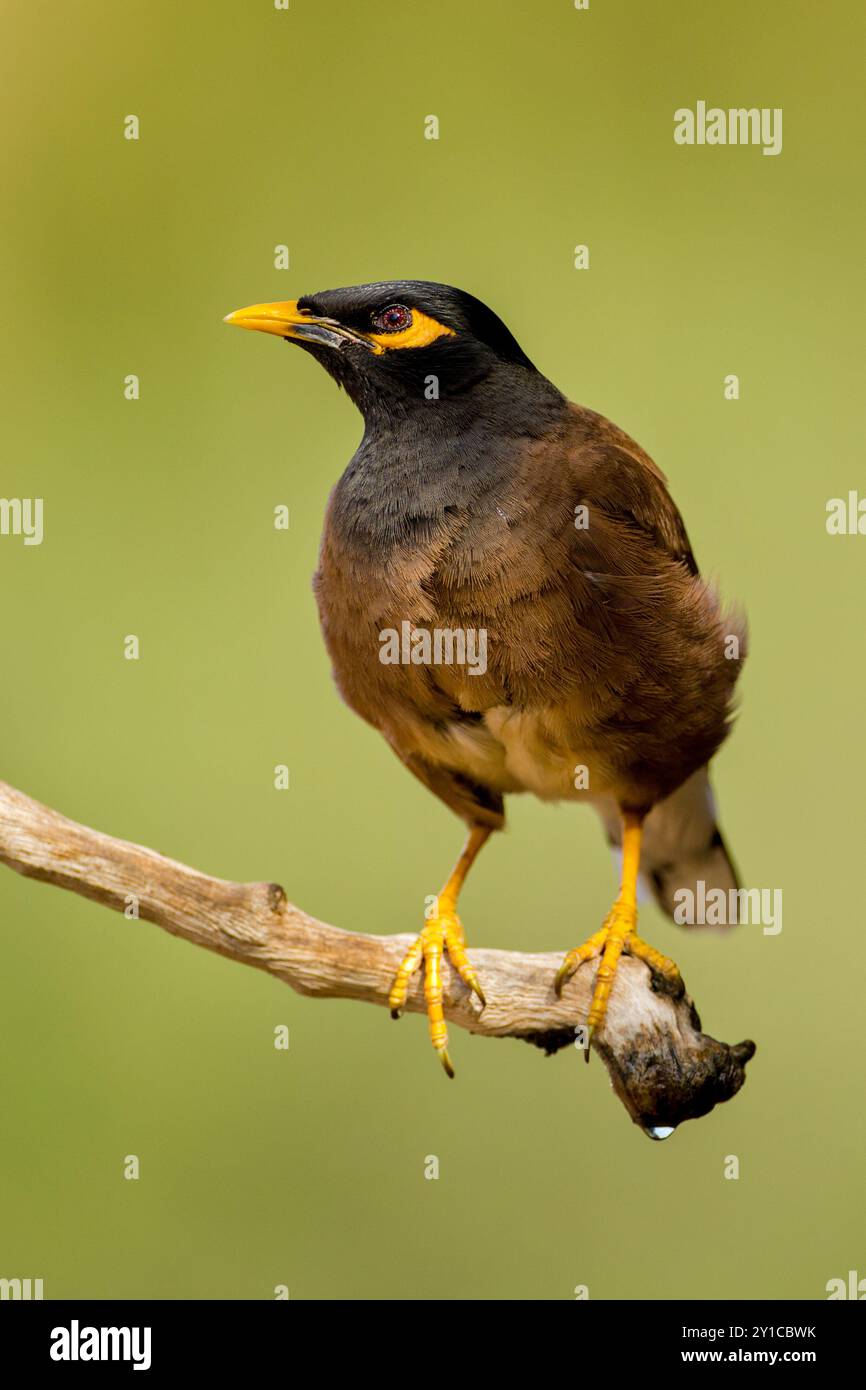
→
(225, 282, 745, 1077)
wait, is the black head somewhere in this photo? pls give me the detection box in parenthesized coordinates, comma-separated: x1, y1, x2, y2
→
(224, 280, 540, 416)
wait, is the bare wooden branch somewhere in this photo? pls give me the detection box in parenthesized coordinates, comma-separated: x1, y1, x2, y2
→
(0, 778, 754, 1135)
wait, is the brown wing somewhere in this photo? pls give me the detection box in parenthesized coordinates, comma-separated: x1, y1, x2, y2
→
(568, 404, 699, 575)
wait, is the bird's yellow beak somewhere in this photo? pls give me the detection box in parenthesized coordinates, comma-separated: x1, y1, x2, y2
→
(223, 299, 383, 352)
(223, 300, 313, 338)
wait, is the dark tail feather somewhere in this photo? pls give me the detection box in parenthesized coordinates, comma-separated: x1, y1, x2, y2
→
(596, 768, 740, 924)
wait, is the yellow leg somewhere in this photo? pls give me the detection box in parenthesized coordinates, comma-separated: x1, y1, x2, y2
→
(389, 824, 490, 1078)
(626, 932, 681, 985)
(555, 811, 682, 1056)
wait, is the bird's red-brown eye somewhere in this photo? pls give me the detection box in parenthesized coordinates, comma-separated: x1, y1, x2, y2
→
(373, 303, 412, 333)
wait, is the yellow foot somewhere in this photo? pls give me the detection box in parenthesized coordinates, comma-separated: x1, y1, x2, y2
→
(554, 904, 681, 1055)
(388, 904, 486, 1078)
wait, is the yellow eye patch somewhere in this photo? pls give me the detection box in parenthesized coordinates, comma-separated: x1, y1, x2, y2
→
(368, 309, 456, 351)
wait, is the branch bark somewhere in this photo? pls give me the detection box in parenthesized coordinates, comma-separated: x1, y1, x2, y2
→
(0, 779, 754, 1136)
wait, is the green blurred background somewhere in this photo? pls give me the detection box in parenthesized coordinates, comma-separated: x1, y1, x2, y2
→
(1, 0, 863, 1300)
